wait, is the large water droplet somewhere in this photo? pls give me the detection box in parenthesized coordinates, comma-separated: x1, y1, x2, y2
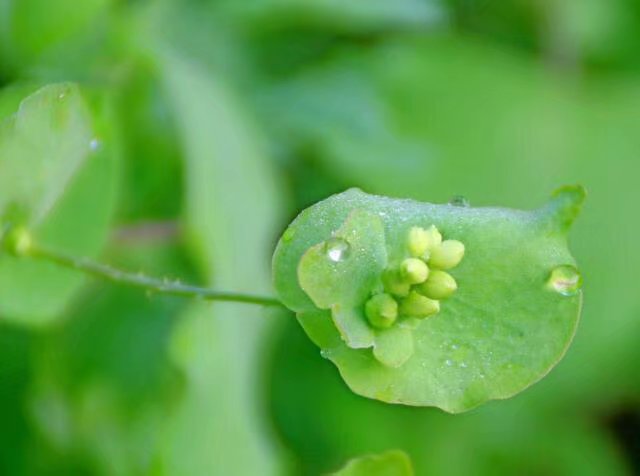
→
(449, 195, 470, 207)
(325, 237, 350, 263)
(547, 264, 582, 296)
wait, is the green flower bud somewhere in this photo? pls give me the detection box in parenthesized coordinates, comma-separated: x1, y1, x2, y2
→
(382, 269, 411, 297)
(365, 293, 398, 329)
(425, 225, 442, 248)
(400, 258, 429, 284)
(399, 291, 440, 319)
(3, 226, 33, 257)
(407, 227, 429, 257)
(429, 240, 465, 270)
(407, 225, 443, 259)
(416, 270, 457, 300)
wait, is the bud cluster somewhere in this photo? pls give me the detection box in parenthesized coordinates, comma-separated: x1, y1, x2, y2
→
(364, 225, 464, 329)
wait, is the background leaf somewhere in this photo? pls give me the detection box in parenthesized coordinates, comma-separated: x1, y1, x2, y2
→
(158, 51, 284, 475)
(0, 84, 117, 326)
(331, 449, 414, 476)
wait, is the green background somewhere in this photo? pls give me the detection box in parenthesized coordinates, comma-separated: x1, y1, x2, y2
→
(0, 0, 638, 474)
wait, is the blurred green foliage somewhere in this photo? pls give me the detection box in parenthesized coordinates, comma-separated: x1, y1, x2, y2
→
(0, 0, 638, 475)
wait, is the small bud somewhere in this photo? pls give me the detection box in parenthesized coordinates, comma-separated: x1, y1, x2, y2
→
(3, 226, 33, 257)
(425, 225, 442, 248)
(429, 240, 465, 270)
(365, 293, 398, 329)
(407, 227, 429, 257)
(416, 270, 457, 299)
(399, 291, 440, 319)
(382, 269, 411, 297)
(400, 258, 429, 284)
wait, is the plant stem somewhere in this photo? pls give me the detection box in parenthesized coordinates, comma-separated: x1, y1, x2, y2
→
(28, 244, 284, 308)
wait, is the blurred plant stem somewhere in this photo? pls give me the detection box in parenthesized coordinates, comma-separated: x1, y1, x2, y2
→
(28, 243, 283, 307)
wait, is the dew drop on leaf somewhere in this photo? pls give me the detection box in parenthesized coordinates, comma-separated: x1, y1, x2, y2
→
(449, 195, 470, 207)
(325, 237, 351, 262)
(547, 264, 582, 296)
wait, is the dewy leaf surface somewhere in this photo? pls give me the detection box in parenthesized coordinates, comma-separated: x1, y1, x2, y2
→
(273, 187, 584, 412)
(298, 209, 386, 348)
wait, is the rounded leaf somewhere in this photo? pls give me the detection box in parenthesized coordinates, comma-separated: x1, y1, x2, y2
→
(273, 187, 584, 412)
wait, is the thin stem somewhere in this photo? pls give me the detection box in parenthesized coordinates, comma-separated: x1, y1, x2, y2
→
(28, 244, 283, 308)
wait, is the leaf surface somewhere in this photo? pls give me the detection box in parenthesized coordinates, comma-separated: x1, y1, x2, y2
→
(273, 187, 584, 412)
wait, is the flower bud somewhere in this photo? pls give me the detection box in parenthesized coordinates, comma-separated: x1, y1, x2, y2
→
(416, 270, 457, 299)
(3, 226, 32, 257)
(429, 240, 465, 270)
(407, 225, 443, 259)
(407, 227, 429, 257)
(424, 225, 442, 248)
(399, 291, 440, 319)
(365, 293, 398, 329)
(382, 269, 411, 297)
(400, 258, 429, 284)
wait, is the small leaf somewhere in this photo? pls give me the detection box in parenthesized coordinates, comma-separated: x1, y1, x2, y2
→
(298, 208, 387, 348)
(273, 187, 584, 412)
(330, 450, 414, 476)
(0, 83, 92, 225)
(0, 84, 117, 326)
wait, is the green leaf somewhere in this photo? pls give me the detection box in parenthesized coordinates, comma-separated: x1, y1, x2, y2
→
(0, 83, 93, 225)
(159, 52, 284, 475)
(0, 84, 117, 326)
(331, 450, 414, 476)
(298, 209, 386, 348)
(273, 187, 584, 412)
(0, 0, 111, 73)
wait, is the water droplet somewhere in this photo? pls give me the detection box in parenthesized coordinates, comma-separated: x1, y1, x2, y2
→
(58, 92, 67, 100)
(325, 237, 350, 263)
(445, 359, 453, 367)
(459, 361, 468, 368)
(89, 138, 101, 152)
(547, 265, 582, 296)
(449, 195, 470, 207)
(282, 227, 296, 243)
